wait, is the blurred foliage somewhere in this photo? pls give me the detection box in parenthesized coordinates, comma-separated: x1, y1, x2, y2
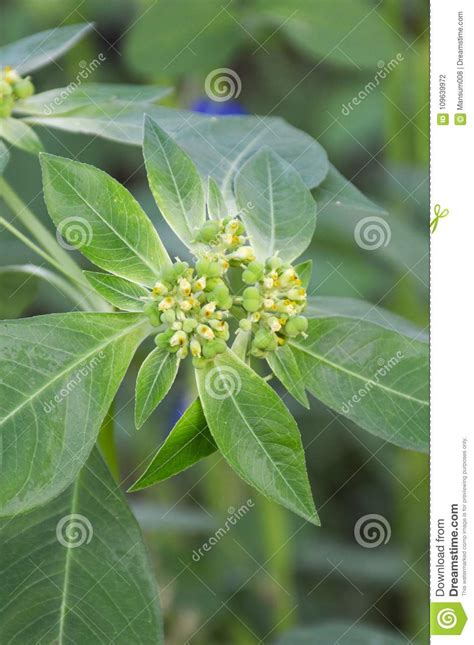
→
(1, 0, 429, 642)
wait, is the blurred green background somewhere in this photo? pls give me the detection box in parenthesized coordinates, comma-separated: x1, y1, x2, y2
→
(0, 1, 429, 643)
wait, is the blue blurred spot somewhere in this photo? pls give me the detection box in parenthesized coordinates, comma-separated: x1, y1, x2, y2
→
(191, 97, 247, 116)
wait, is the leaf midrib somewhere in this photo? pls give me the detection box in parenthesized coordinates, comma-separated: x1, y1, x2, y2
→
(0, 318, 147, 427)
(214, 364, 310, 516)
(58, 170, 162, 279)
(290, 341, 428, 406)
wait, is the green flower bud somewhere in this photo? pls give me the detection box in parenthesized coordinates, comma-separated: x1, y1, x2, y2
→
(247, 261, 264, 278)
(243, 286, 259, 299)
(143, 302, 161, 326)
(13, 78, 34, 99)
(204, 277, 223, 292)
(267, 256, 283, 270)
(197, 220, 221, 242)
(182, 318, 198, 333)
(0, 80, 13, 97)
(160, 309, 176, 325)
(155, 329, 174, 347)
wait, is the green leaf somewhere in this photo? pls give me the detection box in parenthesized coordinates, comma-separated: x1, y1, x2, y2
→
(196, 350, 319, 524)
(207, 176, 227, 220)
(135, 347, 180, 428)
(0, 23, 93, 74)
(0, 118, 43, 154)
(306, 295, 428, 342)
(0, 312, 149, 516)
(84, 271, 149, 312)
(14, 83, 172, 116)
(290, 317, 429, 452)
(275, 622, 405, 645)
(0, 448, 162, 643)
(143, 115, 206, 247)
(256, 0, 405, 69)
(235, 148, 316, 262)
(27, 106, 328, 195)
(0, 139, 9, 175)
(266, 344, 309, 408)
(0, 265, 39, 318)
(129, 398, 216, 490)
(40, 153, 170, 287)
(295, 259, 312, 289)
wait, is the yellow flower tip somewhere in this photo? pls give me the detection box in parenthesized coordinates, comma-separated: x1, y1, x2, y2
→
(197, 324, 214, 340)
(295, 278, 302, 286)
(170, 331, 187, 347)
(277, 336, 286, 346)
(158, 296, 174, 311)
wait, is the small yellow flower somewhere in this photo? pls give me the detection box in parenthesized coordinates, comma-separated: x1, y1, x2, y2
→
(158, 296, 174, 311)
(197, 324, 214, 340)
(170, 331, 187, 347)
(190, 338, 202, 357)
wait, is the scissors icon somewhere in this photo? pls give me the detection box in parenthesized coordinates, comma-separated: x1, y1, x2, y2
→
(430, 204, 449, 233)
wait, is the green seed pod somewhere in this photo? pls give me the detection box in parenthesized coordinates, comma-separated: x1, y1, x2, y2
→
(202, 341, 218, 359)
(242, 269, 258, 284)
(247, 261, 264, 277)
(161, 266, 177, 283)
(254, 329, 277, 351)
(173, 261, 189, 277)
(204, 277, 223, 292)
(195, 259, 210, 276)
(243, 298, 261, 313)
(285, 315, 308, 336)
(192, 356, 208, 369)
(197, 220, 221, 242)
(243, 286, 260, 300)
(13, 78, 34, 99)
(143, 302, 161, 326)
(155, 329, 174, 347)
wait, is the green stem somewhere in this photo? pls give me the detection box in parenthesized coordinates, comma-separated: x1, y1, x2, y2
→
(259, 498, 296, 634)
(0, 178, 105, 310)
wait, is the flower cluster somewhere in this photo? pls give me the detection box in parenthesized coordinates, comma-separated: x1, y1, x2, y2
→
(0, 67, 35, 117)
(237, 256, 308, 356)
(143, 258, 232, 368)
(194, 216, 255, 264)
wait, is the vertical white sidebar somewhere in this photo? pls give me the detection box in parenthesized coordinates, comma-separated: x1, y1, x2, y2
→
(431, 0, 473, 640)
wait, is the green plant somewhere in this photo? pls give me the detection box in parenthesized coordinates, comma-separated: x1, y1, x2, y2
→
(0, 26, 428, 643)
